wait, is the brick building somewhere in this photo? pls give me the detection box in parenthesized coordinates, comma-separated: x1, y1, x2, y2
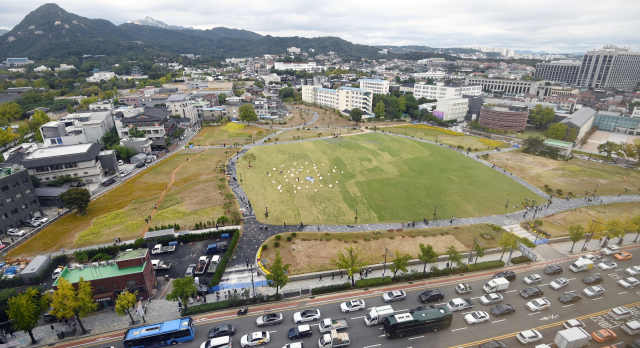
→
(478, 105, 529, 132)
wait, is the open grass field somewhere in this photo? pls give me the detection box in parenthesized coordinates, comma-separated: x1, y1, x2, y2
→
(391, 125, 509, 152)
(238, 132, 537, 225)
(487, 149, 640, 196)
(190, 122, 275, 147)
(515, 126, 546, 139)
(9, 148, 238, 258)
(259, 224, 504, 274)
(274, 128, 364, 142)
(532, 202, 640, 238)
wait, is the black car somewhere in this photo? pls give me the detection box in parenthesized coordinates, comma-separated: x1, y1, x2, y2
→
(418, 289, 444, 303)
(520, 287, 544, 299)
(136, 162, 146, 168)
(582, 274, 604, 285)
(101, 178, 117, 186)
(479, 339, 508, 348)
(493, 271, 516, 282)
(544, 265, 563, 275)
(208, 324, 236, 338)
(490, 304, 516, 317)
(288, 325, 313, 340)
(558, 292, 582, 304)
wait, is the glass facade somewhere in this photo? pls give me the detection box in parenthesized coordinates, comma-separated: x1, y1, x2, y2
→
(593, 113, 640, 132)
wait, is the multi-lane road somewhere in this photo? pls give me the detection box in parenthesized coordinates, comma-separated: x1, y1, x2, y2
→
(67, 250, 640, 348)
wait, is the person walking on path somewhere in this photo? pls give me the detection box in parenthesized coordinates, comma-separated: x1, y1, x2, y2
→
(319, 274, 323, 281)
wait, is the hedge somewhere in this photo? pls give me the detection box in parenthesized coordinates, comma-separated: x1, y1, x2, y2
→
(209, 230, 241, 287)
(355, 277, 392, 288)
(510, 255, 532, 264)
(311, 282, 351, 295)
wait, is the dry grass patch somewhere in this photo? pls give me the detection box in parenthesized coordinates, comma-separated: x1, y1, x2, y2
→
(533, 202, 640, 237)
(191, 122, 274, 146)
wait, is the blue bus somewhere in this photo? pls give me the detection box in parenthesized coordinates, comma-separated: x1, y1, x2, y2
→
(123, 318, 195, 348)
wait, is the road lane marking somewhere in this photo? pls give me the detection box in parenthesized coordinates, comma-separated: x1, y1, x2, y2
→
(396, 309, 410, 312)
(563, 304, 574, 308)
(619, 291, 628, 294)
(267, 330, 277, 333)
(505, 290, 517, 293)
(492, 319, 506, 324)
(350, 316, 365, 320)
(452, 327, 467, 331)
(567, 278, 576, 280)
(378, 334, 386, 337)
(363, 345, 381, 348)
(593, 297, 605, 300)
(408, 336, 424, 340)
(529, 312, 541, 315)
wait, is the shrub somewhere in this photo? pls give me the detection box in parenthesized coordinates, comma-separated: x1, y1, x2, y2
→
(275, 235, 282, 241)
(286, 236, 293, 242)
(291, 232, 297, 237)
(261, 245, 268, 250)
(511, 255, 532, 264)
(468, 260, 505, 272)
(311, 282, 351, 295)
(91, 253, 111, 262)
(274, 241, 280, 247)
(355, 277, 393, 288)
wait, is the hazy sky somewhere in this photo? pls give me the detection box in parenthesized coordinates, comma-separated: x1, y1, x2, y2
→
(1, 0, 639, 53)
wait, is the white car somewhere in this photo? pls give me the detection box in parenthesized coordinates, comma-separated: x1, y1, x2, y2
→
(626, 266, 640, 276)
(31, 216, 49, 224)
(549, 277, 570, 290)
(464, 311, 490, 325)
(601, 245, 620, 255)
(293, 309, 320, 323)
(597, 260, 617, 270)
(523, 274, 542, 285)
(479, 293, 504, 305)
(382, 290, 406, 302)
(618, 277, 640, 289)
(340, 299, 365, 313)
(526, 299, 550, 312)
(52, 268, 62, 279)
(583, 286, 605, 298)
(517, 330, 543, 344)
(579, 254, 596, 262)
(7, 228, 26, 236)
(563, 319, 586, 329)
(119, 170, 131, 177)
(240, 331, 270, 347)
(118, 160, 124, 165)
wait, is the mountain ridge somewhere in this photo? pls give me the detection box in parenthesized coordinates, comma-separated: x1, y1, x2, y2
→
(127, 16, 194, 30)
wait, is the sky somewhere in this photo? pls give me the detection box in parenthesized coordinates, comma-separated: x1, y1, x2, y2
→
(1, 0, 639, 53)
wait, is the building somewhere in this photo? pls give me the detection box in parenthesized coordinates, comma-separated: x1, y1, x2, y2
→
(633, 107, 640, 118)
(302, 86, 373, 114)
(478, 105, 529, 132)
(52, 249, 156, 307)
(462, 95, 484, 122)
(116, 107, 172, 145)
(576, 45, 640, 91)
(534, 60, 581, 84)
(399, 83, 414, 94)
(544, 97, 576, 113)
(464, 77, 546, 95)
(40, 111, 114, 147)
(130, 66, 143, 77)
(593, 110, 640, 134)
(167, 94, 198, 123)
(359, 79, 390, 95)
(433, 98, 469, 122)
(558, 107, 596, 142)
(0, 164, 42, 233)
(413, 82, 482, 100)
(54, 64, 75, 71)
(19, 255, 51, 283)
(273, 62, 326, 72)
(287, 47, 301, 54)
(86, 71, 116, 83)
(413, 69, 446, 79)
(2, 58, 34, 66)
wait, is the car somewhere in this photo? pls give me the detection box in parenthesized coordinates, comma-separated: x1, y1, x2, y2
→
(31, 216, 49, 224)
(7, 228, 26, 236)
(43, 309, 56, 322)
(479, 293, 504, 305)
(119, 170, 131, 177)
(544, 265, 563, 275)
(288, 325, 312, 340)
(614, 252, 633, 261)
(414, 305, 436, 311)
(597, 260, 618, 270)
(558, 292, 582, 304)
(101, 178, 117, 186)
(418, 289, 444, 303)
(293, 309, 320, 323)
(118, 160, 124, 165)
(579, 254, 596, 262)
(520, 287, 544, 299)
(340, 299, 365, 313)
(582, 274, 604, 285)
(523, 274, 542, 285)
(52, 268, 62, 279)
(281, 344, 303, 348)
(592, 329, 617, 343)
(549, 277, 570, 290)
(23, 220, 40, 227)
(626, 266, 640, 276)
(563, 319, 586, 329)
(383, 290, 407, 302)
(493, 271, 516, 282)
(478, 340, 507, 348)
(136, 162, 146, 168)
(240, 332, 270, 347)
(517, 330, 543, 344)
(618, 277, 640, 289)
(464, 311, 490, 325)
(601, 245, 620, 255)
(583, 286, 605, 297)
(256, 313, 283, 327)
(609, 307, 632, 320)
(185, 264, 196, 277)
(208, 325, 236, 338)
(490, 304, 516, 317)
(526, 298, 551, 312)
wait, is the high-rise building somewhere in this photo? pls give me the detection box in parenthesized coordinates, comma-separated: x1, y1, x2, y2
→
(576, 45, 640, 91)
(534, 60, 581, 84)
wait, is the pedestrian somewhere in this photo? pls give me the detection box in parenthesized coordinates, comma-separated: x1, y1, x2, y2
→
(51, 324, 55, 332)
(9, 330, 15, 338)
(319, 274, 323, 281)
(246, 259, 249, 268)
(65, 319, 68, 326)
(340, 270, 344, 278)
(145, 218, 148, 223)
(203, 295, 206, 303)
(119, 237, 121, 243)
(402, 222, 404, 228)
(61, 247, 65, 253)
(284, 222, 286, 227)
(369, 266, 372, 273)
(154, 204, 157, 209)
(360, 270, 363, 278)
(446, 262, 449, 269)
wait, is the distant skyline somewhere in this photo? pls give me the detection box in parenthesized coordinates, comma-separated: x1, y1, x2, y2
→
(1, 0, 639, 53)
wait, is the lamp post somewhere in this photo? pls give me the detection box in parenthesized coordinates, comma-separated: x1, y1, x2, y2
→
(383, 248, 393, 280)
(581, 219, 605, 251)
(250, 264, 256, 303)
(355, 209, 358, 225)
(433, 205, 437, 225)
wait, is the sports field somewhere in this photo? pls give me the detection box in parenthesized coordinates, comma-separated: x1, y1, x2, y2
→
(238, 133, 539, 224)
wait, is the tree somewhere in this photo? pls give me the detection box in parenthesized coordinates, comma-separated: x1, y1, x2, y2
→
(59, 188, 91, 215)
(374, 101, 385, 119)
(418, 243, 438, 274)
(101, 126, 121, 148)
(522, 136, 545, 153)
(7, 287, 49, 344)
(605, 218, 625, 245)
(31, 109, 51, 142)
(331, 246, 365, 287)
(0, 102, 23, 121)
(115, 290, 139, 325)
(445, 246, 463, 274)
(243, 152, 257, 167)
(528, 104, 555, 128)
(389, 250, 412, 281)
(266, 250, 290, 299)
(216, 215, 229, 226)
(631, 214, 640, 242)
(50, 277, 98, 334)
(278, 87, 295, 100)
(238, 104, 258, 124)
(473, 241, 487, 265)
(166, 277, 197, 310)
(30, 175, 40, 188)
(544, 123, 568, 140)
(568, 224, 585, 253)
(498, 232, 517, 261)
(566, 128, 578, 143)
(128, 126, 146, 138)
(0, 127, 18, 147)
(597, 141, 618, 160)
(622, 143, 638, 164)
(233, 89, 246, 97)
(218, 93, 227, 104)
(112, 145, 136, 161)
(350, 108, 363, 125)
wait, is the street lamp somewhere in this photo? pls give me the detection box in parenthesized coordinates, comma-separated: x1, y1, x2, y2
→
(433, 205, 437, 225)
(581, 219, 605, 251)
(250, 264, 256, 303)
(355, 209, 358, 225)
(383, 248, 393, 279)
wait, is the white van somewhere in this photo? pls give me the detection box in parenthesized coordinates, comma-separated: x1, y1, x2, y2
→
(200, 336, 232, 348)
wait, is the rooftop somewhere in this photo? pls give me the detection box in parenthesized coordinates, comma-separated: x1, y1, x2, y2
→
(114, 249, 148, 262)
(53, 262, 146, 285)
(25, 143, 94, 159)
(544, 139, 573, 148)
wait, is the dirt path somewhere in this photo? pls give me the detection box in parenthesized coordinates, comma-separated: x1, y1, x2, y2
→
(144, 149, 209, 232)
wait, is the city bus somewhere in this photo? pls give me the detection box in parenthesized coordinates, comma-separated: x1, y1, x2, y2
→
(123, 317, 195, 348)
(383, 307, 453, 338)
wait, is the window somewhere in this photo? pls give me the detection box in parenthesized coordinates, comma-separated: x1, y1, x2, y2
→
(126, 280, 137, 288)
(21, 204, 27, 209)
(73, 173, 78, 177)
(16, 193, 22, 199)
(22, 177, 29, 184)
(45, 177, 49, 181)
(1, 185, 8, 192)
(6, 197, 13, 203)
(31, 200, 38, 206)
(10, 209, 18, 215)
(12, 181, 19, 188)
(97, 285, 106, 292)
(66, 163, 78, 168)
(84, 172, 88, 175)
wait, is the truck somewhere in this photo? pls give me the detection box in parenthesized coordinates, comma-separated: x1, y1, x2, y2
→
(447, 298, 474, 312)
(455, 283, 473, 294)
(364, 305, 394, 326)
(483, 278, 510, 293)
(553, 327, 590, 348)
(194, 256, 209, 275)
(318, 330, 350, 348)
(319, 318, 348, 333)
(151, 243, 176, 255)
(207, 255, 221, 274)
(569, 259, 594, 273)
(151, 260, 171, 271)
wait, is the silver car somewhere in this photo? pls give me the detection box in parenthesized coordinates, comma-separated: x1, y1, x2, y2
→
(185, 264, 196, 277)
(256, 312, 283, 327)
(7, 228, 26, 236)
(382, 290, 406, 302)
(523, 274, 542, 285)
(583, 286, 605, 298)
(479, 293, 504, 305)
(549, 277, 570, 290)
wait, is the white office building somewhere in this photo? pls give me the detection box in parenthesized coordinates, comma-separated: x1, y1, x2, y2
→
(414, 82, 481, 100)
(273, 62, 326, 72)
(433, 98, 469, 122)
(359, 79, 389, 95)
(40, 111, 114, 147)
(576, 45, 640, 91)
(302, 86, 372, 114)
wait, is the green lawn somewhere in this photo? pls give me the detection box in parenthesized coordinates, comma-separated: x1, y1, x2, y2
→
(390, 126, 509, 152)
(515, 126, 546, 139)
(239, 133, 540, 224)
